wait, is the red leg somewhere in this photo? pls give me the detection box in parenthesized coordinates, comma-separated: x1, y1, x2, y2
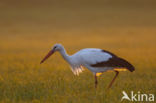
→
(108, 71, 119, 89)
(95, 74, 98, 88)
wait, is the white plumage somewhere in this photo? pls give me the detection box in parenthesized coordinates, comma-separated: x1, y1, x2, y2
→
(40, 44, 135, 88)
(69, 48, 113, 75)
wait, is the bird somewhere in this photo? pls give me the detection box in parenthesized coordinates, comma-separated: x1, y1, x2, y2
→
(40, 44, 135, 88)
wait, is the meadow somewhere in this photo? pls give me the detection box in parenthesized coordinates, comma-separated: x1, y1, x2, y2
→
(0, 0, 156, 103)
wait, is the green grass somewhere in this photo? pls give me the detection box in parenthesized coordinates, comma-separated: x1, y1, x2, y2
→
(0, 0, 156, 103)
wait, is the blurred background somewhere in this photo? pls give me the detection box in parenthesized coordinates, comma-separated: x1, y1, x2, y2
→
(0, 0, 156, 53)
(0, 0, 156, 47)
(0, 0, 156, 102)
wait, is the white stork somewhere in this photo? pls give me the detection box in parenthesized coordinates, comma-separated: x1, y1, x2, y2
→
(40, 44, 135, 88)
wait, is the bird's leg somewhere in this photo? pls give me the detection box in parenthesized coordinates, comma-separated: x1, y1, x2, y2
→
(108, 71, 119, 89)
(94, 74, 98, 88)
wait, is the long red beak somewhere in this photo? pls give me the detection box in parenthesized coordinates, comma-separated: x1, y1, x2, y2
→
(40, 49, 55, 64)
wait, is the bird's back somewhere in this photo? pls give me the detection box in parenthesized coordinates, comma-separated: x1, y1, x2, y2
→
(71, 48, 135, 73)
(71, 48, 113, 67)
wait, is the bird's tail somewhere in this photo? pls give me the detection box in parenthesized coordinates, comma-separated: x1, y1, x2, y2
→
(117, 57, 135, 72)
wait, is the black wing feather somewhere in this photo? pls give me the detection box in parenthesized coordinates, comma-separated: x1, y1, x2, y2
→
(91, 50, 135, 72)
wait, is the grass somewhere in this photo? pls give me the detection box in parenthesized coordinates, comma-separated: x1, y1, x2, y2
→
(0, 0, 156, 103)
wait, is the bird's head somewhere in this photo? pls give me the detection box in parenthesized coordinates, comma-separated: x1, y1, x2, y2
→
(40, 43, 63, 64)
(52, 44, 63, 51)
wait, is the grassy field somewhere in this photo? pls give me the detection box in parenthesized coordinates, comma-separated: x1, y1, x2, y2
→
(0, 0, 156, 103)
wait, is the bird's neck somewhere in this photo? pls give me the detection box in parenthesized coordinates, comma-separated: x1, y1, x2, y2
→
(59, 47, 71, 63)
